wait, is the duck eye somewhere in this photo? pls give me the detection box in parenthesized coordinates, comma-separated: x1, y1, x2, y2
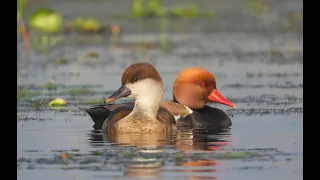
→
(133, 78, 138, 82)
(200, 82, 206, 87)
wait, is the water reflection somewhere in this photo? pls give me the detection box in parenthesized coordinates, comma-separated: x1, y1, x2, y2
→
(88, 128, 231, 150)
(88, 129, 172, 178)
(123, 150, 163, 178)
(175, 128, 232, 152)
(103, 131, 175, 148)
(87, 127, 232, 179)
(88, 130, 104, 143)
(172, 128, 231, 179)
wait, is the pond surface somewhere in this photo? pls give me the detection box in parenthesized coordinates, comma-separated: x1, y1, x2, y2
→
(17, 0, 302, 179)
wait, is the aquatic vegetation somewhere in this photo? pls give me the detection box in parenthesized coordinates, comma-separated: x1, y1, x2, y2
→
(123, 151, 133, 157)
(17, 2, 65, 53)
(17, 0, 29, 21)
(29, 8, 63, 33)
(24, 8, 65, 53)
(61, 88, 92, 95)
(29, 99, 46, 110)
(93, 150, 102, 156)
(244, 0, 269, 14)
(214, 152, 252, 159)
(270, 72, 301, 77)
(17, 90, 41, 99)
(29, 35, 64, 54)
(132, 0, 164, 18)
(43, 78, 57, 90)
(170, 6, 200, 18)
(130, 0, 211, 19)
(70, 17, 101, 33)
(131, 0, 168, 50)
(17, 0, 30, 50)
(17, 0, 212, 52)
(125, 0, 213, 50)
(266, 49, 284, 57)
(56, 58, 68, 65)
(226, 108, 303, 116)
(48, 98, 67, 107)
(160, 16, 168, 50)
(17, 90, 30, 97)
(86, 51, 100, 58)
(18, 84, 103, 91)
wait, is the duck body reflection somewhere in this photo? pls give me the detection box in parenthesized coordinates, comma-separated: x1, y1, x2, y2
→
(88, 125, 232, 179)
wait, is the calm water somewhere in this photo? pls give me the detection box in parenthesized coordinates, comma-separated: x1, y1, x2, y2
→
(17, 0, 302, 179)
(17, 113, 302, 180)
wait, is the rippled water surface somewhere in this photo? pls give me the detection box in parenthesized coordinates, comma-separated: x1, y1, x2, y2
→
(17, 0, 302, 179)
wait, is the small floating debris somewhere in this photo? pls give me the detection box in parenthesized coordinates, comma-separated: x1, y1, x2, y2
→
(56, 58, 68, 65)
(110, 24, 121, 37)
(59, 152, 71, 160)
(48, 98, 67, 107)
(86, 51, 100, 58)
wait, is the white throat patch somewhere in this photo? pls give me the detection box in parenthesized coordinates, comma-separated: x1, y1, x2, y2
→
(126, 79, 163, 118)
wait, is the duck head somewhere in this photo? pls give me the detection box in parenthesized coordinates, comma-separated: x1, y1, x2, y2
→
(105, 63, 164, 116)
(173, 67, 235, 109)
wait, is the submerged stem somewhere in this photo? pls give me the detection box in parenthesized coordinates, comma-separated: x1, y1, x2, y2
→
(18, 20, 30, 51)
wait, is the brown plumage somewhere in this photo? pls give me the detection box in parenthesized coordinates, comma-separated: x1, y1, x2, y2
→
(101, 63, 177, 135)
(80, 66, 235, 130)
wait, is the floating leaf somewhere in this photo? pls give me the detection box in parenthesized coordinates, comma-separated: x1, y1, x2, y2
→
(29, 8, 63, 33)
(48, 98, 67, 107)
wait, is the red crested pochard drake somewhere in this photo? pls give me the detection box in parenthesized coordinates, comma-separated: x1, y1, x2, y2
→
(100, 63, 176, 135)
(167, 67, 235, 129)
(80, 66, 235, 129)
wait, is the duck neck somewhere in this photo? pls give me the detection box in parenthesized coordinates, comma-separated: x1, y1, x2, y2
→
(130, 81, 163, 119)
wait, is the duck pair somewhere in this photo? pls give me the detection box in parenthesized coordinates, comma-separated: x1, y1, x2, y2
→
(80, 63, 235, 135)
